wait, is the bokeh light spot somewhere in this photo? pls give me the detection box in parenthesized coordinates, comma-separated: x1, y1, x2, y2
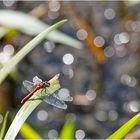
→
(114, 34, 122, 45)
(95, 110, 107, 121)
(120, 74, 137, 87)
(108, 110, 118, 121)
(62, 53, 74, 65)
(75, 129, 85, 139)
(76, 29, 88, 40)
(48, 11, 59, 19)
(119, 32, 130, 44)
(128, 101, 139, 112)
(94, 36, 105, 47)
(62, 66, 74, 79)
(3, 44, 15, 56)
(37, 110, 48, 121)
(48, 1, 61, 12)
(115, 45, 127, 57)
(48, 129, 58, 139)
(104, 46, 115, 57)
(86, 89, 96, 101)
(44, 41, 55, 53)
(104, 8, 116, 20)
(3, 0, 15, 7)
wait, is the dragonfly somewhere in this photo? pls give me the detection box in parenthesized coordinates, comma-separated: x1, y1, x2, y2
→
(21, 76, 73, 109)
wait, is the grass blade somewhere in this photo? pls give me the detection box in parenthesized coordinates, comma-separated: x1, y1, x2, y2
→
(59, 119, 75, 139)
(0, 112, 9, 139)
(0, 19, 67, 84)
(0, 10, 83, 49)
(107, 113, 140, 140)
(4, 74, 61, 140)
(0, 27, 8, 39)
(20, 122, 42, 139)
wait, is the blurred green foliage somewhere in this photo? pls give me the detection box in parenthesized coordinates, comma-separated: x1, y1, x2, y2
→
(107, 113, 140, 139)
(0, 112, 9, 139)
(59, 119, 75, 139)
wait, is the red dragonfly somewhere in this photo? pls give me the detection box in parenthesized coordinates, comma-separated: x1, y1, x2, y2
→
(21, 76, 50, 104)
(21, 75, 73, 109)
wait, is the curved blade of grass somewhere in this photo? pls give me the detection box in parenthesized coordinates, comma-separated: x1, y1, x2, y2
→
(59, 119, 75, 139)
(0, 112, 9, 139)
(20, 122, 42, 139)
(107, 113, 140, 140)
(0, 27, 8, 39)
(4, 74, 61, 140)
(0, 10, 83, 49)
(125, 1, 140, 6)
(0, 19, 67, 84)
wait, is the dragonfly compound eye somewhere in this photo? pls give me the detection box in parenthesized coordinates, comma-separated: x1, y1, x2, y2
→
(44, 81, 50, 87)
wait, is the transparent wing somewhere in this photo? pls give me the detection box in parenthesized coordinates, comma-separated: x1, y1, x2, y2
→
(22, 80, 34, 92)
(43, 94, 67, 109)
(53, 92, 73, 101)
(33, 76, 42, 85)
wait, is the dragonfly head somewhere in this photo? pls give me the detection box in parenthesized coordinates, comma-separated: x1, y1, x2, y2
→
(44, 81, 50, 87)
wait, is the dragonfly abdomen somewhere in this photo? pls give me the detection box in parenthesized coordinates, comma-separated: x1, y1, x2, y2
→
(21, 85, 41, 104)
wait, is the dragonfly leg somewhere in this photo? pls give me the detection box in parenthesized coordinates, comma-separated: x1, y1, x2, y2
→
(40, 88, 46, 97)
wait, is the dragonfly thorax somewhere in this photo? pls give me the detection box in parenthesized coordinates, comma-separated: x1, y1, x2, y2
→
(38, 81, 46, 88)
(37, 81, 50, 89)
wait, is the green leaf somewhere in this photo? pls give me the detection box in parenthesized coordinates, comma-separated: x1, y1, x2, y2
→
(0, 112, 9, 139)
(4, 74, 61, 140)
(0, 27, 8, 39)
(107, 113, 140, 140)
(59, 119, 75, 139)
(0, 19, 67, 84)
(0, 10, 83, 49)
(20, 122, 42, 139)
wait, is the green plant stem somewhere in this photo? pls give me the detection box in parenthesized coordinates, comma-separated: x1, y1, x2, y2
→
(4, 74, 60, 140)
(107, 113, 140, 140)
(0, 19, 67, 84)
(0, 112, 9, 139)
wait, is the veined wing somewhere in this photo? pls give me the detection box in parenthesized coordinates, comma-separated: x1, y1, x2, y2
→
(22, 80, 34, 92)
(43, 94, 67, 109)
(53, 91, 73, 102)
(33, 76, 42, 85)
